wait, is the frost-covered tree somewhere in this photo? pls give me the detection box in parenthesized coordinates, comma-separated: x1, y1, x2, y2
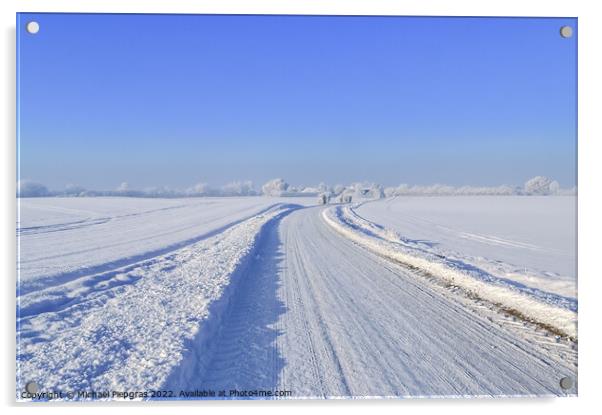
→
(384, 187, 395, 197)
(317, 182, 330, 193)
(455, 184, 517, 195)
(372, 184, 385, 199)
(17, 180, 49, 197)
(423, 184, 455, 195)
(189, 182, 210, 195)
(548, 180, 560, 195)
(349, 182, 384, 199)
(332, 184, 345, 196)
(221, 181, 255, 196)
(383, 182, 522, 196)
(524, 176, 555, 195)
(143, 186, 176, 197)
(393, 184, 410, 195)
(64, 184, 86, 196)
(262, 178, 289, 196)
(116, 182, 129, 192)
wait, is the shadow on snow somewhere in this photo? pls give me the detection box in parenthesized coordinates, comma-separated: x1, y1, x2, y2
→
(161, 205, 301, 399)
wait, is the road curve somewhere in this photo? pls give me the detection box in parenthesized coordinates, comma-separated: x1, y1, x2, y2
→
(193, 206, 575, 398)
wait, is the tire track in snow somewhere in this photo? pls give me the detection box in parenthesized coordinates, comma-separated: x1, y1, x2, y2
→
(281, 220, 353, 396)
(160, 207, 301, 394)
(18, 201, 284, 296)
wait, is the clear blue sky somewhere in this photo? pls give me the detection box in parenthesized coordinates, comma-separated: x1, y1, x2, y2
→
(17, 14, 577, 190)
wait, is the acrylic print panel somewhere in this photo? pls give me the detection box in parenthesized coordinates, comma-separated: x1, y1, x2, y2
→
(16, 13, 577, 401)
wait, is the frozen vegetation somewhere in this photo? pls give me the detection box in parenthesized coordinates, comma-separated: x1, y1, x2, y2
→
(17, 176, 575, 199)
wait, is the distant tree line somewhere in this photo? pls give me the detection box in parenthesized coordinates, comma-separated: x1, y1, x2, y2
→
(16, 176, 575, 198)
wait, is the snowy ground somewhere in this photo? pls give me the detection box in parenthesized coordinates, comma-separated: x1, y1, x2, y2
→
(356, 196, 577, 293)
(17, 196, 577, 400)
(18, 203, 298, 396)
(18, 197, 313, 294)
(325, 196, 577, 338)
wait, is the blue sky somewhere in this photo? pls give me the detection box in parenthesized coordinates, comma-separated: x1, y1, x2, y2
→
(17, 14, 577, 190)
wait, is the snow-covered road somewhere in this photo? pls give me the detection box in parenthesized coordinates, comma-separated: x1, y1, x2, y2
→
(171, 206, 576, 398)
(18, 200, 577, 399)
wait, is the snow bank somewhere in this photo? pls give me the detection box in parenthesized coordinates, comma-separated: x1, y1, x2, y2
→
(17, 205, 293, 400)
(322, 205, 577, 339)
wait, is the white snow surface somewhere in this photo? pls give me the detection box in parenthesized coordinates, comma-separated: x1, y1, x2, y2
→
(17, 203, 296, 397)
(355, 196, 577, 297)
(17, 197, 314, 294)
(17, 197, 577, 399)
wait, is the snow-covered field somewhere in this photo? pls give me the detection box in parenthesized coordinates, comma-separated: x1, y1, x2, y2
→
(356, 196, 577, 285)
(18, 203, 297, 396)
(355, 196, 576, 301)
(17, 197, 313, 294)
(17, 196, 577, 400)
(325, 196, 577, 337)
